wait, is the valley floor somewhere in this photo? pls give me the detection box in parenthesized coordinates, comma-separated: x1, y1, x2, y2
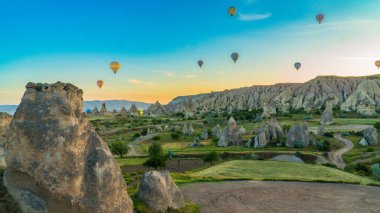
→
(181, 181, 380, 213)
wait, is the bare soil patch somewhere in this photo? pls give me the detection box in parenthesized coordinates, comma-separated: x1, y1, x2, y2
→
(181, 181, 380, 213)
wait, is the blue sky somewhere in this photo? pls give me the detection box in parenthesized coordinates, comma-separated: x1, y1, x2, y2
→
(0, 0, 380, 104)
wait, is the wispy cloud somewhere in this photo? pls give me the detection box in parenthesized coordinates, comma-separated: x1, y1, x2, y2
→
(127, 79, 141, 84)
(127, 79, 157, 87)
(239, 13, 272, 21)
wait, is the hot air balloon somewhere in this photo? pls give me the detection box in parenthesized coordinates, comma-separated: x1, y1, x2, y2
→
(376, 60, 380, 69)
(198, 60, 204, 68)
(228, 7, 237, 17)
(110, 61, 121, 74)
(138, 108, 144, 116)
(294, 62, 302, 71)
(97, 80, 104, 89)
(86, 109, 92, 114)
(316, 14, 324, 24)
(231, 52, 239, 63)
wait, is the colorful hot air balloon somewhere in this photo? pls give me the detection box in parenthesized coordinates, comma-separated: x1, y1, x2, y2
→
(228, 7, 237, 17)
(97, 80, 104, 88)
(316, 14, 324, 24)
(231, 52, 239, 63)
(294, 62, 302, 71)
(110, 61, 121, 74)
(86, 109, 92, 114)
(376, 60, 380, 69)
(198, 60, 204, 68)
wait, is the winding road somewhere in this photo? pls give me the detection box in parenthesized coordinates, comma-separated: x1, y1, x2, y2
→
(329, 134, 354, 169)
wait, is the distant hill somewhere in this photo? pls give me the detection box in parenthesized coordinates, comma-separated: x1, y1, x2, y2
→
(166, 75, 380, 116)
(0, 100, 152, 115)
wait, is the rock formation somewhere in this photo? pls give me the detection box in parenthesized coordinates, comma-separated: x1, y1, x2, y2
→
(146, 101, 166, 116)
(201, 129, 209, 140)
(92, 106, 99, 116)
(320, 101, 334, 125)
(340, 79, 380, 115)
(4, 82, 133, 213)
(239, 126, 247, 135)
(129, 103, 140, 116)
(213, 124, 222, 139)
(166, 75, 379, 115)
(190, 137, 201, 147)
(286, 124, 310, 147)
(137, 171, 184, 212)
(218, 117, 243, 147)
(182, 124, 194, 136)
(120, 106, 128, 115)
(247, 119, 284, 148)
(99, 102, 108, 116)
(0, 112, 12, 168)
(262, 101, 276, 118)
(362, 126, 378, 145)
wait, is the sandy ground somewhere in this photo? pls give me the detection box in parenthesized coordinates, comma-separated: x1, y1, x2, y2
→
(181, 181, 380, 213)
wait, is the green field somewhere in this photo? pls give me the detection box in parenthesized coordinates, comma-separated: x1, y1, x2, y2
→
(174, 160, 380, 186)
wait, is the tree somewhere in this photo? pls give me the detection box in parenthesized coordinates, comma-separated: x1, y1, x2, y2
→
(204, 151, 219, 165)
(110, 141, 129, 158)
(143, 142, 168, 170)
(152, 135, 161, 141)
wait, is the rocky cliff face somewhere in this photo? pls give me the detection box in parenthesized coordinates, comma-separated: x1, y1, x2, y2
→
(4, 82, 133, 213)
(0, 112, 12, 168)
(146, 101, 166, 116)
(167, 75, 379, 115)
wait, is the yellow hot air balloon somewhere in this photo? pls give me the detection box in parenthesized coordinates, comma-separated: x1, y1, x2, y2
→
(228, 7, 237, 17)
(138, 108, 144, 116)
(376, 60, 380, 69)
(110, 61, 121, 74)
(97, 80, 104, 89)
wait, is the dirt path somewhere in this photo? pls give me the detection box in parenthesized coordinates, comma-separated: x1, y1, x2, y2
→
(181, 181, 380, 213)
(329, 134, 354, 169)
(126, 134, 156, 157)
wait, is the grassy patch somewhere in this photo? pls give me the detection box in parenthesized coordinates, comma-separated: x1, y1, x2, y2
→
(174, 160, 380, 186)
(116, 157, 148, 167)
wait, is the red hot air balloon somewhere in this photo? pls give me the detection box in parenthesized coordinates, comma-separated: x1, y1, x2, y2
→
(316, 14, 324, 24)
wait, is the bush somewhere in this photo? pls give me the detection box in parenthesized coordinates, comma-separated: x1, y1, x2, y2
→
(110, 141, 129, 158)
(152, 135, 161, 141)
(367, 147, 375, 152)
(375, 122, 380, 130)
(143, 142, 168, 170)
(316, 140, 330, 151)
(204, 151, 219, 165)
(170, 132, 181, 140)
(345, 163, 371, 176)
(141, 128, 148, 136)
(132, 133, 141, 139)
(221, 152, 230, 160)
(323, 132, 334, 138)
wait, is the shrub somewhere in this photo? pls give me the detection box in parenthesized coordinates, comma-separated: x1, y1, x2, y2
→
(212, 137, 219, 145)
(204, 151, 219, 165)
(374, 122, 380, 130)
(316, 140, 330, 151)
(367, 147, 375, 152)
(323, 132, 334, 138)
(152, 135, 161, 141)
(221, 152, 230, 160)
(143, 142, 167, 170)
(141, 128, 148, 136)
(132, 133, 141, 139)
(170, 132, 181, 140)
(110, 141, 129, 158)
